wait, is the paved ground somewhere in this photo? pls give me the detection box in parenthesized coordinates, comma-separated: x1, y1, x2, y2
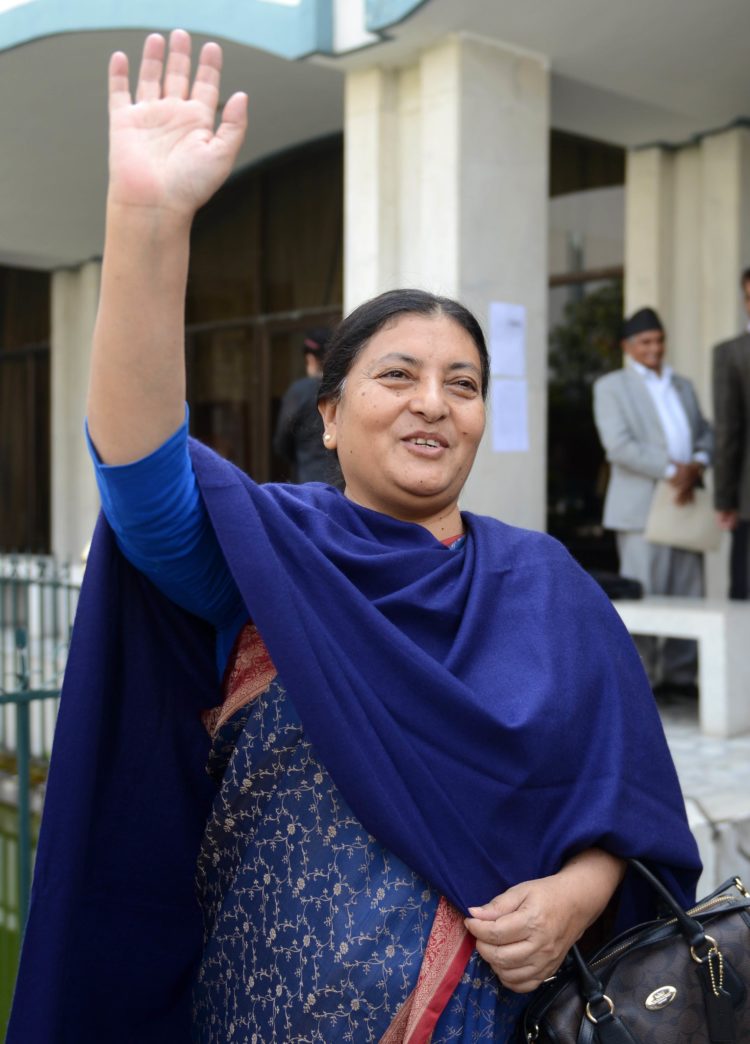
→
(659, 696, 750, 892)
(662, 697, 750, 799)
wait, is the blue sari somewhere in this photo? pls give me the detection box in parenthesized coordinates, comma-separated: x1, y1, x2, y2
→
(194, 630, 529, 1042)
(9, 436, 701, 1042)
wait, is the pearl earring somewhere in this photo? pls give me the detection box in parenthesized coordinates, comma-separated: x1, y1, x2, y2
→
(323, 433, 332, 442)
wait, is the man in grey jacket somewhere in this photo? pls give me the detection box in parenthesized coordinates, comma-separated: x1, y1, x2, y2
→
(593, 307, 713, 693)
(712, 268, 750, 599)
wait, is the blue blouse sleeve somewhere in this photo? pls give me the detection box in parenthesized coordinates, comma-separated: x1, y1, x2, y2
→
(85, 413, 243, 636)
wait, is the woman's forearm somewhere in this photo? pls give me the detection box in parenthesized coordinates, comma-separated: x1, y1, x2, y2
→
(557, 848, 626, 935)
(87, 202, 191, 464)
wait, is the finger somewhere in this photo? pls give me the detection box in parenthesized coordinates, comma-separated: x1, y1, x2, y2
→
(467, 887, 523, 921)
(488, 963, 548, 993)
(465, 909, 529, 946)
(476, 938, 534, 967)
(477, 948, 546, 992)
(135, 33, 166, 103)
(476, 941, 558, 990)
(163, 29, 192, 100)
(191, 41, 223, 114)
(109, 51, 132, 111)
(467, 904, 501, 921)
(214, 92, 249, 158)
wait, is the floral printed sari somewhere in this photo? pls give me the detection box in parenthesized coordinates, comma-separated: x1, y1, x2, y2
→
(193, 625, 530, 1043)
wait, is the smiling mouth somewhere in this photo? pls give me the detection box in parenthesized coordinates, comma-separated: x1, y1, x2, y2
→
(409, 437, 443, 448)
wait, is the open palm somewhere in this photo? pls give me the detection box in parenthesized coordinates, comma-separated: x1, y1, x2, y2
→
(107, 30, 248, 216)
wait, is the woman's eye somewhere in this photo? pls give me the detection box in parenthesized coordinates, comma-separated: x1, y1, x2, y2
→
(380, 369, 410, 380)
(451, 379, 478, 393)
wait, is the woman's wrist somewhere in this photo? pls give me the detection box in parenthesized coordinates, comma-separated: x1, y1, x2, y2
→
(558, 849, 626, 934)
(105, 197, 194, 240)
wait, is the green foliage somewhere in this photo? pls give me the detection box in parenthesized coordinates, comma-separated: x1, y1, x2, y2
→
(548, 281, 623, 394)
(546, 281, 623, 570)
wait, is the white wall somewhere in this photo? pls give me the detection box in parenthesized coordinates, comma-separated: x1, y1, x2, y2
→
(345, 33, 550, 530)
(51, 261, 101, 562)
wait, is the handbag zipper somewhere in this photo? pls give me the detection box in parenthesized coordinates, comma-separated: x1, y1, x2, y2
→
(589, 891, 744, 970)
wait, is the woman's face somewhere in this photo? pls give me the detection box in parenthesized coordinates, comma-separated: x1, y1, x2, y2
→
(319, 313, 486, 536)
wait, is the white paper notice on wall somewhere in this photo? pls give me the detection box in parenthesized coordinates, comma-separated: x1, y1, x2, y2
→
(491, 378, 529, 453)
(489, 301, 526, 378)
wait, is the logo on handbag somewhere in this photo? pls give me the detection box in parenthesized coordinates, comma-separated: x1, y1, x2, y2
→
(644, 985, 677, 1010)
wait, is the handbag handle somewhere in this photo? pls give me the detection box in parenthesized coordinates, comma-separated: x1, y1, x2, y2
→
(562, 861, 742, 1044)
(626, 858, 707, 949)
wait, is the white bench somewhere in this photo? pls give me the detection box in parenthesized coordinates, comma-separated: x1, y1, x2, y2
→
(611, 597, 750, 738)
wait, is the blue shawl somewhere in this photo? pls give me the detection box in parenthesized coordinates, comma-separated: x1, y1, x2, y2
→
(9, 440, 700, 1042)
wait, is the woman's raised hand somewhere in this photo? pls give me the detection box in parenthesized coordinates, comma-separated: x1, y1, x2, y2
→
(88, 30, 248, 463)
(107, 30, 248, 218)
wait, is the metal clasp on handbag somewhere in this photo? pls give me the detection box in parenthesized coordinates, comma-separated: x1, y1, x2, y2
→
(521, 860, 750, 1044)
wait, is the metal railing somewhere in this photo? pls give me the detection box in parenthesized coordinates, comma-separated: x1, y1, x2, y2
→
(0, 555, 80, 1032)
(0, 556, 81, 756)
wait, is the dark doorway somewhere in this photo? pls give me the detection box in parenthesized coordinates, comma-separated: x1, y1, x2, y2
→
(546, 129, 626, 571)
(185, 135, 343, 483)
(0, 267, 51, 552)
(546, 277, 623, 571)
(185, 306, 341, 484)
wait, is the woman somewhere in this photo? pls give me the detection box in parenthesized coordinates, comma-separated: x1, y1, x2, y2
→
(9, 31, 700, 1044)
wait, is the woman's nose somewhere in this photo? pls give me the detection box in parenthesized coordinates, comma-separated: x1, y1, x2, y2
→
(408, 379, 448, 420)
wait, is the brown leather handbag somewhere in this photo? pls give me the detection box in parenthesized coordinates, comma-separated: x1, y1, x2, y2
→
(519, 860, 750, 1043)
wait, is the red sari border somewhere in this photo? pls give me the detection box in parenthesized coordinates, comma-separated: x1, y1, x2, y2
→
(380, 897, 475, 1043)
(201, 623, 276, 736)
(204, 624, 476, 1043)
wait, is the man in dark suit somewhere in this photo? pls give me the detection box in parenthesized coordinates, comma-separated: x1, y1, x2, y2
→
(273, 328, 341, 485)
(712, 268, 750, 599)
(593, 308, 713, 692)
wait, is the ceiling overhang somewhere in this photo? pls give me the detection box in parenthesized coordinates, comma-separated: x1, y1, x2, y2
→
(1, 0, 748, 270)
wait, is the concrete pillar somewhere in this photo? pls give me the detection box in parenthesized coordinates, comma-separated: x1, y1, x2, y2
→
(700, 128, 750, 600)
(624, 147, 675, 324)
(670, 145, 703, 383)
(624, 125, 750, 597)
(51, 260, 101, 562)
(625, 126, 750, 399)
(344, 34, 550, 529)
(344, 67, 400, 305)
(700, 127, 750, 353)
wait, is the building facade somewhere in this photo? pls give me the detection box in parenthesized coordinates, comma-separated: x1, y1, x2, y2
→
(1, 0, 749, 589)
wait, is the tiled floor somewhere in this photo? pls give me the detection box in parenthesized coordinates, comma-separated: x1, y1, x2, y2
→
(660, 697, 750, 804)
(659, 697, 750, 891)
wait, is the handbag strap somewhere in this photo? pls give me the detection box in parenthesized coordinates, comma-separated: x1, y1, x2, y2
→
(563, 861, 739, 1044)
(627, 858, 707, 949)
(569, 947, 641, 1043)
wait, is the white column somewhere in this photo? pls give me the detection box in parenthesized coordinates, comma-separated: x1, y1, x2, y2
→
(51, 260, 101, 562)
(344, 67, 400, 307)
(625, 127, 750, 397)
(700, 127, 750, 601)
(670, 145, 703, 383)
(624, 146, 674, 323)
(344, 33, 550, 529)
(700, 127, 750, 353)
(624, 126, 750, 598)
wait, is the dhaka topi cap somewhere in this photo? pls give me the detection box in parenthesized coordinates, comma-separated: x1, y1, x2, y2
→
(621, 307, 664, 340)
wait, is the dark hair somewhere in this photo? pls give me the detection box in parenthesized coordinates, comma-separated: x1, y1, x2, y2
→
(302, 327, 332, 357)
(317, 289, 489, 404)
(741, 267, 750, 288)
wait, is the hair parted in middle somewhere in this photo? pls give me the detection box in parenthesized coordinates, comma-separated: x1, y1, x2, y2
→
(317, 288, 490, 406)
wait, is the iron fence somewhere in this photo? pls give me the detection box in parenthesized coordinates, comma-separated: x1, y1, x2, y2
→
(0, 555, 80, 1032)
(0, 555, 81, 755)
